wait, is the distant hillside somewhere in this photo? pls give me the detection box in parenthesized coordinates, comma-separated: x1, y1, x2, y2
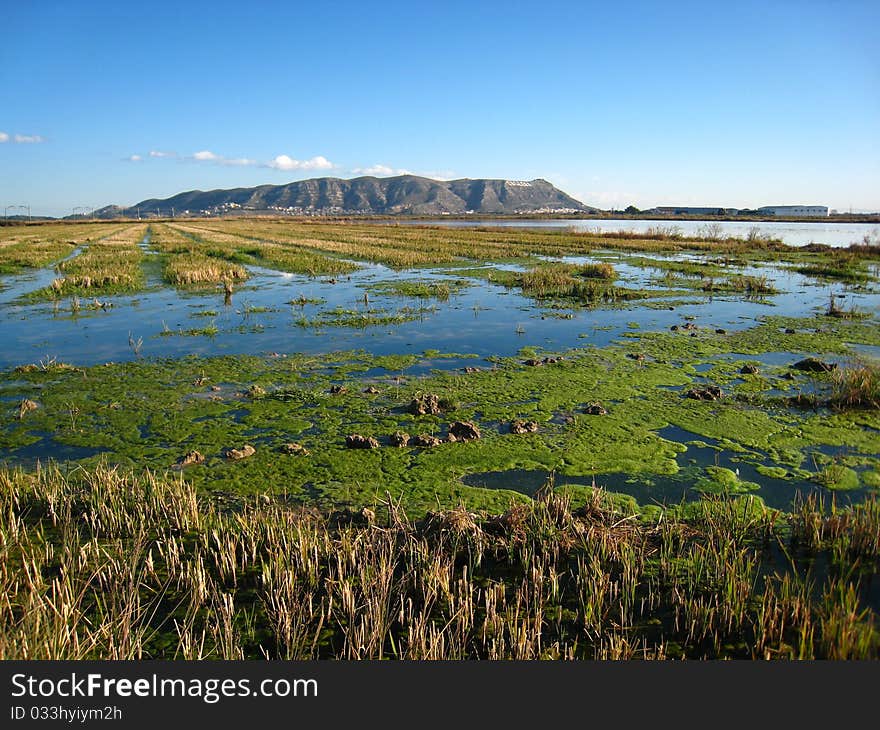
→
(90, 175, 594, 218)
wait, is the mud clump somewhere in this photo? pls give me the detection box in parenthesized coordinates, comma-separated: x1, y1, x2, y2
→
(345, 434, 379, 449)
(685, 386, 724, 401)
(389, 431, 410, 447)
(174, 450, 205, 468)
(792, 358, 837, 373)
(408, 393, 443, 415)
(510, 419, 539, 434)
(584, 402, 608, 415)
(447, 421, 481, 442)
(247, 385, 266, 399)
(409, 433, 443, 448)
(224, 444, 256, 460)
(281, 442, 310, 456)
(740, 364, 759, 375)
(523, 356, 564, 367)
(18, 399, 39, 419)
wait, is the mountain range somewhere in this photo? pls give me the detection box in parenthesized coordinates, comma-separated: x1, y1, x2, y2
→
(90, 175, 594, 218)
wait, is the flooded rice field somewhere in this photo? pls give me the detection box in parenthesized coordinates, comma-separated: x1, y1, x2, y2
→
(1, 220, 879, 514)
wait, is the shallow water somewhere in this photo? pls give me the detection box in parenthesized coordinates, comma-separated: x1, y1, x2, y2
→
(392, 218, 880, 248)
(1, 251, 876, 371)
(461, 423, 867, 513)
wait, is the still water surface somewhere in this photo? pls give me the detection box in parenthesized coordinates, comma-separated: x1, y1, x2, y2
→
(390, 218, 880, 248)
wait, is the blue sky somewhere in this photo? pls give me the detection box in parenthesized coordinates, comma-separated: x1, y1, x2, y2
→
(2, 0, 878, 216)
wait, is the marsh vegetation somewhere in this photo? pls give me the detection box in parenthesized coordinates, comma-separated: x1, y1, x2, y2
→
(0, 218, 878, 659)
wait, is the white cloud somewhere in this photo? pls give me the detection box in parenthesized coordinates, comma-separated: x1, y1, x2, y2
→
(353, 164, 407, 176)
(0, 132, 8, 143)
(418, 170, 456, 181)
(219, 157, 258, 167)
(266, 154, 335, 171)
(14, 134, 44, 143)
(139, 148, 335, 171)
(352, 165, 456, 180)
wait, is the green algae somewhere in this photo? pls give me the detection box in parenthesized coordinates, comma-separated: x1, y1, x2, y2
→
(756, 465, 790, 480)
(814, 464, 861, 491)
(2, 298, 879, 515)
(694, 466, 760, 494)
(158, 322, 219, 337)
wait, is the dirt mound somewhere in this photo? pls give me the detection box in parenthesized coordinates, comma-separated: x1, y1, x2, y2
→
(281, 442, 310, 455)
(345, 434, 379, 449)
(510, 419, 539, 434)
(447, 421, 481, 441)
(792, 358, 837, 373)
(224, 444, 256, 460)
(685, 386, 723, 401)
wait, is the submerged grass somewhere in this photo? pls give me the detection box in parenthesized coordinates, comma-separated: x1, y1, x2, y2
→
(365, 278, 471, 300)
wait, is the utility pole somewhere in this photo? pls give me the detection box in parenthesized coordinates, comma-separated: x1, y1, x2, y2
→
(5, 205, 15, 221)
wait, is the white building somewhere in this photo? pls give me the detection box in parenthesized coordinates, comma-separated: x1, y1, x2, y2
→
(757, 205, 828, 217)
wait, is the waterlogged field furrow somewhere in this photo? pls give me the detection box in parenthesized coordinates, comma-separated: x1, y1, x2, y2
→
(148, 223, 249, 285)
(17, 223, 150, 299)
(172, 219, 880, 281)
(183, 221, 447, 268)
(165, 222, 359, 275)
(0, 223, 125, 275)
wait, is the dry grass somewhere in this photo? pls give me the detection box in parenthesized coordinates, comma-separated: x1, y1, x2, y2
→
(165, 254, 248, 285)
(0, 464, 876, 660)
(829, 361, 880, 409)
